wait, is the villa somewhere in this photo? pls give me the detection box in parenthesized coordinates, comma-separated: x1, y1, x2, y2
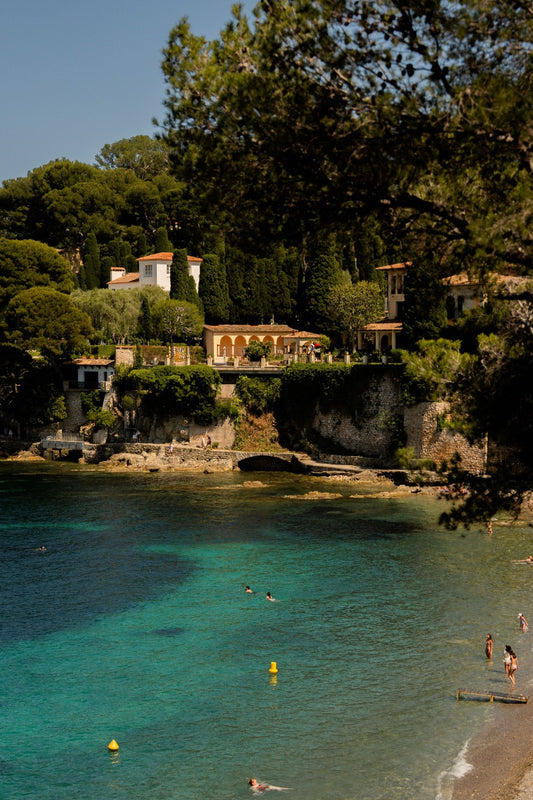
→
(203, 324, 323, 364)
(357, 262, 410, 352)
(107, 252, 202, 292)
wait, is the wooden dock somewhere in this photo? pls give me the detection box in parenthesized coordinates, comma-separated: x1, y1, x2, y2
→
(456, 688, 528, 704)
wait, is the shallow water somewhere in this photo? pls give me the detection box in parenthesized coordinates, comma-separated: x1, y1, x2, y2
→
(1, 463, 532, 800)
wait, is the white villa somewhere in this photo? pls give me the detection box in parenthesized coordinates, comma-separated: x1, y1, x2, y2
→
(107, 252, 202, 293)
(357, 261, 410, 352)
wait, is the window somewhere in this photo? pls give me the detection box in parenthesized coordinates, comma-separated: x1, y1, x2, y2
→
(144, 265, 152, 277)
(166, 264, 171, 276)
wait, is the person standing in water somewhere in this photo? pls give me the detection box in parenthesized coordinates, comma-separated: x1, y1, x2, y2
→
(518, 613, 529, 632)
(508, 648, 519, 685)
(504, 645, 512, 677)
(485, 634, 493, 659)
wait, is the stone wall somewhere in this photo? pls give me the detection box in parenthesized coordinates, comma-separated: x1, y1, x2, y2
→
(308, 370, 404, 464)
(143, 415, 235, 449)
(404, 401, 487, 472)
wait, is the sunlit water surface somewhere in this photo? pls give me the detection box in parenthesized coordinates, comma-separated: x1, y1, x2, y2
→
(1, 462, 533, 800)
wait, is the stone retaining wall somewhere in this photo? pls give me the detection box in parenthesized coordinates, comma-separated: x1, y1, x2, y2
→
(404, 401, 487, 472)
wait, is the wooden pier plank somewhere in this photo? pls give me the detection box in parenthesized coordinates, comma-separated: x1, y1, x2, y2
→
(456, 688, 528, 703)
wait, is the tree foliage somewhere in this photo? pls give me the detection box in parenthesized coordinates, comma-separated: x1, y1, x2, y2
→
(0, 238, 74, 313)
(4, 287, 93, 363)
(117, 365, 222, 424)
(328, 281, 384, 351)
(159, 0, 533, 271)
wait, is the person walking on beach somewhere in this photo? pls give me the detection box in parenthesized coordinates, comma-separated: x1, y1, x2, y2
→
(485, 634, 493, 659)
(508, 648, 519, 685)
(518, 613, 528, 632)
(504, 645, 512, 677)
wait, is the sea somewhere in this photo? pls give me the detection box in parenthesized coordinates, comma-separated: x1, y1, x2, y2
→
(1, 461, 533, 800)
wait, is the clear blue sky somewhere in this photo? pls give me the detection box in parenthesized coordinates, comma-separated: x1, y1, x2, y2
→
(0, 0, 256, 183)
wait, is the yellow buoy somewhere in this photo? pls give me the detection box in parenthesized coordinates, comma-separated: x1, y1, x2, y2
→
(269, 661, 278, 674)
(108, 739, 119, 751)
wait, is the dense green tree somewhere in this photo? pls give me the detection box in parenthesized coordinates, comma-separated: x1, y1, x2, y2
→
(71, 287, 166, 344)
(138, 295, 153, 342)
(159, 1, 533, 270)
(198, 253, 230, 323)
(9, 363, 67, 436)
(169, 248, 202, 309)
(95, 135, 170, 179)
(82, 232, 101, 290)
(158, 299, 204, 359)
(402, 261, 447, 349)
(328, 281, 384, 351)
(0, 238, 74, 313)
(170, 249, 191, 300)
(4, 287, 93, 364)
(300, 231, 345, 331)
(154, 226, 173, 253)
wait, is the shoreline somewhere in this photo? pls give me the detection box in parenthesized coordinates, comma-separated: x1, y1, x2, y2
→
(451, 665, 533, 800)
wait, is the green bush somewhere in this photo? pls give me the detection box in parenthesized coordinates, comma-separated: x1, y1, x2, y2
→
(80, 390, 102, 416)
(244, 340, 272, 361)
(395, 446, 415, 469)
(87, 408, 116, 429)
(115, 365, 223, 425)
(235, 376, 281, 413)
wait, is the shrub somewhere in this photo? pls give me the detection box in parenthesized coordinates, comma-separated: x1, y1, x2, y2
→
(244, 340, 272, 361)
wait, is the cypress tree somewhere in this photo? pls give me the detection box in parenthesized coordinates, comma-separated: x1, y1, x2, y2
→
(83, 233, 101, 289)
(170, 249, 190, 300)
(402, 260, 447, 349)
(138, 295, 153, 342)
(154, 226, 173, 253)
(301, 231, 343, 331)
(198, 253, 230, 323)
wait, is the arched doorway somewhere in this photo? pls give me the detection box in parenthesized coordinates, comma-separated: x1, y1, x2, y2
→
(219, 335, 232, 359)
(234, 335, 247, 357)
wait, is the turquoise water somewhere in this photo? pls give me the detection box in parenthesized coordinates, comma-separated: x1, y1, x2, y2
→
(1, 463, 533, 800)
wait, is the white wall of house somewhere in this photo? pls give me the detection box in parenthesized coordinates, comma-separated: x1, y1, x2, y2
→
(139, 259, 171, 291)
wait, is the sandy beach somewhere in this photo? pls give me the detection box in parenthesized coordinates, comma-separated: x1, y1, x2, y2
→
(451, 650, 533, 800)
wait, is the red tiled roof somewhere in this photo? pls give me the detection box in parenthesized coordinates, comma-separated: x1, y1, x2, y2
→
(136, 253, 203, 262)
(360, 321, 403, 331)
(107, 272, 140, 285)
(283, 330, 323, 339)
(376, 262, 412, 271)
(72, 358, 114, 366)
(204, 324, 296, 333)
(137, 252, 174, 261)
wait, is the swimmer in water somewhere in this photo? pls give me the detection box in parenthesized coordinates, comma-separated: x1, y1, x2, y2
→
(248, 778, 289, 791)
(36, 545, 47, 552)
(512, 555, 533, 564)
(245, 585, 254, 593)
(265, 592, 276, 601)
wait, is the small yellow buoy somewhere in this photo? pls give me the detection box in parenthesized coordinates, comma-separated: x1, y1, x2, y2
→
(108, 739, 119, 751)
(269, 661, 278, 674)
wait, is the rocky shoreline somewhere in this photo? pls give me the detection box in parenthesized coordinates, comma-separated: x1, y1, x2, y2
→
(3, 439, 532, 524)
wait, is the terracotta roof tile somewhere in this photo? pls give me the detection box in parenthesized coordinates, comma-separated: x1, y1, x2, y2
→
(107, 272, 140, 285)
(136, 253, 203, 262)
(72, 358, 114, 366)
(375, 261, 412, 271)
